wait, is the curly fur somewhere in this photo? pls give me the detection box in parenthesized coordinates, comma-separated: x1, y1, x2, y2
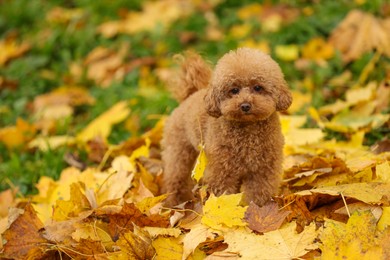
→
(161, 48, 292, 206)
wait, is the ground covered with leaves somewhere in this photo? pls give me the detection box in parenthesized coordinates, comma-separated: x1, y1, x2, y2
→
(1, 0, 390, 259)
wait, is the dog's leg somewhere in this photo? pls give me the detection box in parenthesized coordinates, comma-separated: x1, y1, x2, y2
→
(204, 159, 242, 196)
(162, 142, 197, 206)
(241, 169, 281, 206)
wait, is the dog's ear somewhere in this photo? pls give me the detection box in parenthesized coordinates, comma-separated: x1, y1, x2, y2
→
(276, 80, 293, 111)
(204, 87, 222, 118)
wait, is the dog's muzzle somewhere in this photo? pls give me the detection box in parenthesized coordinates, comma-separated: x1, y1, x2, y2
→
(240, 103, 251, 112)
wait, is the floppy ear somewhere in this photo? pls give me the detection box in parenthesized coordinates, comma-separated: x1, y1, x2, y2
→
(204, 86, 222, 118)
(276, 80, 293, 111)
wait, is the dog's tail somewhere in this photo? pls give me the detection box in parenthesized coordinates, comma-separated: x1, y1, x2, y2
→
(168, 51, 212, 102)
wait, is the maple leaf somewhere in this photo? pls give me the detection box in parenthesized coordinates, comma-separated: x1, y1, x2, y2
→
(218, 222, 320, 259)
(182, 224, 220, 259)
(201, 193, 248, 229)
(244, 202, 291, 233)
(152, 236, 183, 260)
(117, 226, 155, 259)
(329, 10, 390, 62)
(77, 101, 130, 143)
(52, 182, 91, 221)
(296, 182, 390, 205)
(1, 204, 51, 259)
(320, 211, 385, 259)
(94, 202, 169, 240)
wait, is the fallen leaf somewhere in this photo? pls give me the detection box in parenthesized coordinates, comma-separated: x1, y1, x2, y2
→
(182, 224, 220, 259)
(201, 194, 248, 229)
(152, 236, 183, 260)
(378, 207, 390, 231)
(295, 182, 390, 205)
(320, 211, 384, 259)
(77, 101, 130, 143)
(52, 183, 91, 221)
(95, 202, 169, 240)
(376, 161, 390, 182)
(329, 10, 390, 62)
(2, 204, 50, 259)
(219, 222, 319, 259)
(244, 202, 291, 233)
(117, 227, 155, 259)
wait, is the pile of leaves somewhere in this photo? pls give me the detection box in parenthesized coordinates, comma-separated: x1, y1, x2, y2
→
(1, 0, 390, 259)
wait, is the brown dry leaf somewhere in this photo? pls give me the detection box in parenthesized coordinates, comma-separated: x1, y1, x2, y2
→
(117, 226, 155, 259)
(94, 202, 169, 240)
(0, 39, 30, 66)
(1, 204, 50, 259)
(83, 44, 128, 87)
(329, 10, 390, 62)
(244, 202, 291, 233)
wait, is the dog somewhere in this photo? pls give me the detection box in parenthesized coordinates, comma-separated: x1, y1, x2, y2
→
(161, 48, 292, 206)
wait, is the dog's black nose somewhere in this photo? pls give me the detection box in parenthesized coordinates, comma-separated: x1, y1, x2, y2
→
(240, 103, 251, 112)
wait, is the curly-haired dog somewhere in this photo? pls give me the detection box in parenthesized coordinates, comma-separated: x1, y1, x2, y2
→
(161, 48, 292, 206)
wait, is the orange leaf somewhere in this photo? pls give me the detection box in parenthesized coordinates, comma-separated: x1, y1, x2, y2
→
(245, 202, 291, 233)
(2, 204, 50, 259)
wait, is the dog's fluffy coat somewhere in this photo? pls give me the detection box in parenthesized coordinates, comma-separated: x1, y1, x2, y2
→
(161, 48, 292, 206)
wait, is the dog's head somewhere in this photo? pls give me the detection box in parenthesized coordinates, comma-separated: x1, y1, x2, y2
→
(205, 48, 292, 122)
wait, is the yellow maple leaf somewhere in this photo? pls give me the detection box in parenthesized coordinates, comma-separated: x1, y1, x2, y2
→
(201, 193, 247, 229)
(320, 211, 383, 259)
(377, 207, 390, 231)
(220, 222, 319, 259)
(52, 183, 91, 221)
(191, 144, 208, 182)
(182, 224, 219, 259)
(136, 194, 168, 214)
(77, 101, 130, 143)
(376, 161, 390, 183)
(152, 236, 183, 260)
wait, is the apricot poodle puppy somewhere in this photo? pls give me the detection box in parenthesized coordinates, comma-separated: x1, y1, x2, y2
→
(161, 48, 292, 206)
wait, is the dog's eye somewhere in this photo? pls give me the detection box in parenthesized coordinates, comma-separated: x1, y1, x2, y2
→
(254, 85, 264, 92)
(230, 88, 240, 95)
